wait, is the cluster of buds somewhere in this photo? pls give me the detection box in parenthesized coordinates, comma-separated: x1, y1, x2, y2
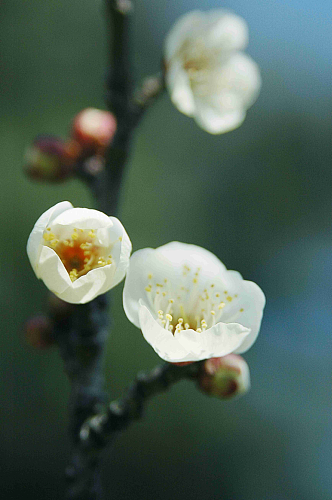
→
(24, 108, 117, 182)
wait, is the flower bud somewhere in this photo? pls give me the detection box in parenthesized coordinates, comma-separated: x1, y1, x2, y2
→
(24, 135, 79, 182)
(25, 314, 55, 349)
(72, 108, 117, 152)
(197, 354, 250, 399)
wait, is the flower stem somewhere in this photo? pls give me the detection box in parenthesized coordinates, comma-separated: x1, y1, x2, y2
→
(73, 362, 202, 455)
(55, 2, 166, 498)
(54, 295, 109, 500)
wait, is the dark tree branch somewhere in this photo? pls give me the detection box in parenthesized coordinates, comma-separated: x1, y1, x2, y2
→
(78, 362, 202, 453)
(55, 2, 166, 498)
(105, 0, 133, 119)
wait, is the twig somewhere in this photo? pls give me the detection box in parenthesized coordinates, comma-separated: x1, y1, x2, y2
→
(79, 362, 201, 452)
(55, 2, 166, 498)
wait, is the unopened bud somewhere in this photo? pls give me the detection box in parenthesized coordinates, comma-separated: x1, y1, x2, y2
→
(197, 354, 250, 399)
(25, 315, 55, 349)
(24, 135, 79, 182)
(72, 108, 117, 152)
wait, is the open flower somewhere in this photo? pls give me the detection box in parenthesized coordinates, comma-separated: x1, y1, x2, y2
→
(123, 242, 265, 363)
(27, 201, 131, 304)
(164, 9, 261, 134)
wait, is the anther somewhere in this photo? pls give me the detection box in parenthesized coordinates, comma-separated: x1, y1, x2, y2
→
(69, 269, 78, 282)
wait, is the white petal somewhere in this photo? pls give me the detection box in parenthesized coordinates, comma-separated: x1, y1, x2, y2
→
(166, 60, 195, 116)
(27, 201, 73, 276)
(123, 248, 175, 328)
(164, 10, 203, 62)
(233, 280, 265, 354)
(38, 245, 72, 293)
(139, 303, 250, 363)
(138, 303, 195, 362)
(101, 217, 132, 291)
(157, 241, 227, 278)
(206, 269, 265, 351)
(214, 52, 261, 108)
(57, 267, 108, 304)
(51, 207, 112, 231)
(38, 246, 124, 305)
(175, 322, 250, 359)
(194, 101, 245, 134)
(204, 10, 249, 51)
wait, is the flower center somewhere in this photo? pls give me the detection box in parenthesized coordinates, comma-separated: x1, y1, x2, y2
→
(144, 265, 243, 334)
(180, 37, 218, 79)
(43, 227, 112, 281)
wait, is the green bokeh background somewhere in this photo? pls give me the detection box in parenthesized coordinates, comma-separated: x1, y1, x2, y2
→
(0, 1, 331, 499)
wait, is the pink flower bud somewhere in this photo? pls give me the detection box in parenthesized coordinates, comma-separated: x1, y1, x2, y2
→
(197, 354, 250, 399)
(25, 315, 55, 349)
(72, 108, 117, 152)
(24, 135, 79, 182)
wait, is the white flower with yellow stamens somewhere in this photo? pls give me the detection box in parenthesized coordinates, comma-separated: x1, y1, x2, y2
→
(164, 9, 261, 134)
(123, 242, 265, 363)
(27, 201, 132, 304)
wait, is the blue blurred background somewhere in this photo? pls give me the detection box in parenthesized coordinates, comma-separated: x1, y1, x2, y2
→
(0, 0, 331, 498)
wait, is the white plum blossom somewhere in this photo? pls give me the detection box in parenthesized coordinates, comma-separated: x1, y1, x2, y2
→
(123, 242, 265, 363)
(164, 9, 261, 134)
(27, 201, 132, 304)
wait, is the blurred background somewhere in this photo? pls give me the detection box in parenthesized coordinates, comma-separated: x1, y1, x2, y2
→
(0, 0, 331, 498)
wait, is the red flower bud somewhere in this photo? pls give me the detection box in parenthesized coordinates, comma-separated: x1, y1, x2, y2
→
(24, 135, 79, 182)
(72, 108, 117, 152)
(25, 315, 55, 349)
(197, 354, 250, 399)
